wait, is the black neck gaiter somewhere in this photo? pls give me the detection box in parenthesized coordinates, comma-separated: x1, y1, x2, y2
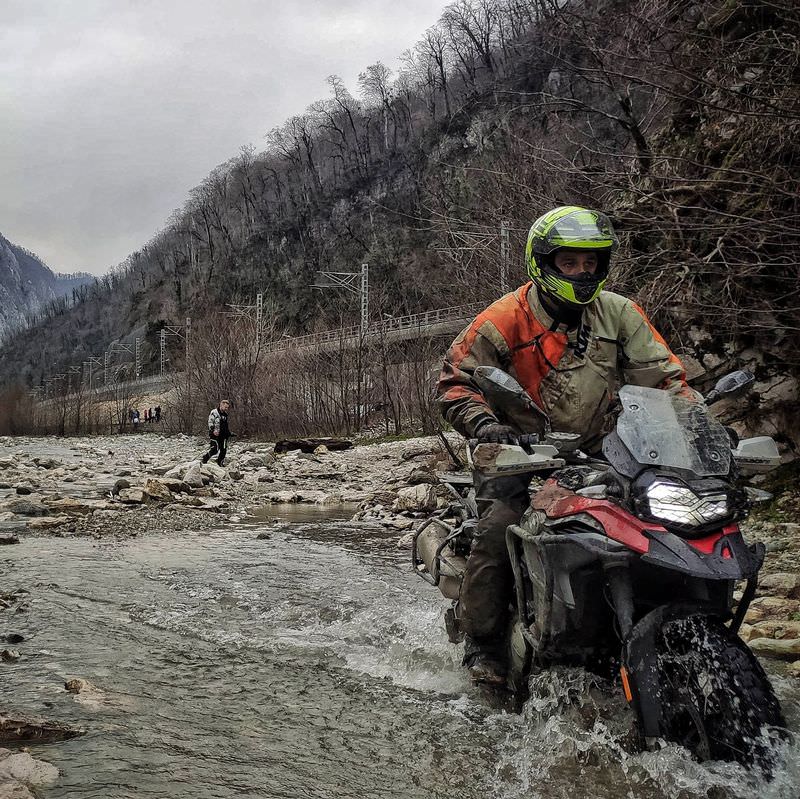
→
(537, 288, 585, 331)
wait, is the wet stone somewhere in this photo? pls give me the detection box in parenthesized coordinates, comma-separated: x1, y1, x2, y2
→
(748, 637, 800, 659)
(4, 499, 48, 517)
(112, 479, 131, 495)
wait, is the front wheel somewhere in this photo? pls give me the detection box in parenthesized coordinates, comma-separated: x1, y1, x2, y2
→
(651, 614, 785, 770)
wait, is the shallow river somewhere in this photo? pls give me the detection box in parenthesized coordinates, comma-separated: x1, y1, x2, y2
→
(3, 508, 799, 799)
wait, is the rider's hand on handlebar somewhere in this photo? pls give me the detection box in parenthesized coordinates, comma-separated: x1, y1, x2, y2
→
(475, 422, 519, 445)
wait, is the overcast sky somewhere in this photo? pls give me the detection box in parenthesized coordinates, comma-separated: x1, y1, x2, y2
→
(0, 0, 451, 275)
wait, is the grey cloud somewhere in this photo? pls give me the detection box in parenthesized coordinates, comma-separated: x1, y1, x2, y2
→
(0, 0, 450, 274)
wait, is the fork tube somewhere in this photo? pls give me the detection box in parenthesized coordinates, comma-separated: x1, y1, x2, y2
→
(604, 561, 635, 640)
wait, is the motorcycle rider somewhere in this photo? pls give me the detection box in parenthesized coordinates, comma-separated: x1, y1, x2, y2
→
(436, 206, 692, 685)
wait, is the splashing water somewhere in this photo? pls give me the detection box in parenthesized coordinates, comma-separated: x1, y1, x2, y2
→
(3, 518, 798, 798)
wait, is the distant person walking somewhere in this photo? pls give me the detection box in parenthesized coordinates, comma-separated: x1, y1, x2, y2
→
(201, 399, 232, 466)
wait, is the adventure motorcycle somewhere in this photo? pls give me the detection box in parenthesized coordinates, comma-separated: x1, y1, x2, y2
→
(413, 367, 787, 768)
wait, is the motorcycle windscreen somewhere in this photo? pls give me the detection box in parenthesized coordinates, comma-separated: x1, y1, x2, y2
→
(612, 385, 731, 476)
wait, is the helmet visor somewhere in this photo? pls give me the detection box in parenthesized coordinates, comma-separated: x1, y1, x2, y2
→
(535, 210, 617, 254)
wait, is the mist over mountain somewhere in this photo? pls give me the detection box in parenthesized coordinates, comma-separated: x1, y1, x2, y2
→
(0, 233, 94, 338)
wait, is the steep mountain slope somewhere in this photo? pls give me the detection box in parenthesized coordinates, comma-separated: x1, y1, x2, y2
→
(0, 233, 93, 338)
(0, 0, 797, 396)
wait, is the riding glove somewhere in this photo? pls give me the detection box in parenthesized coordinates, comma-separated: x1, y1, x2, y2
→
(475, 421, 518, 444)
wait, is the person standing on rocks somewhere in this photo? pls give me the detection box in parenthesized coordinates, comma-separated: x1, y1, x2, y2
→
(202, 399, 232, 466)
(437, 205, 694, 686)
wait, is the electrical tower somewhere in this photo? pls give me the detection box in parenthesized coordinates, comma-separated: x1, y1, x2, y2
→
(313, 263, 369, 333)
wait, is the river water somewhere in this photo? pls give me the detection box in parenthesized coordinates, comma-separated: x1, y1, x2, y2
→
(2, 509, 799, 799)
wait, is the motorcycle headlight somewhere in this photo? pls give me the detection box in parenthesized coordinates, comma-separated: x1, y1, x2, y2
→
(645, 480, 729, 527)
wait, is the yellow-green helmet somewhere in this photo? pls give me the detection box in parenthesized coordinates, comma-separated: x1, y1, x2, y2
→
(525, 206, 618, 305)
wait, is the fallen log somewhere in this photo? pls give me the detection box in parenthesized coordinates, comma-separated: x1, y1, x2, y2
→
(274, 438, 353, 454)
(0, 716, 84, 744)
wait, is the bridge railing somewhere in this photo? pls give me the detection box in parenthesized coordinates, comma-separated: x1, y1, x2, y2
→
(261, 302, 484, 354)
(35, 302, 487, 401)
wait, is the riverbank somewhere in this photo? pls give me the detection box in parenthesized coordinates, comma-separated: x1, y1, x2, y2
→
(1, 433, 798, 796)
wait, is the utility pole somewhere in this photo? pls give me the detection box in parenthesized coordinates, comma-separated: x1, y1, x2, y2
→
(312, 263, 370, 334)
(500, 220, 510, 295)
(360, 263, 369, 334)
(226, 292, 266, 352)
(135, 337, 142, 379)
(256, 293, 263, 352)
(159, 324, 185, 376)
(68, 366, 81, 393)
(86, 356, 103, 391)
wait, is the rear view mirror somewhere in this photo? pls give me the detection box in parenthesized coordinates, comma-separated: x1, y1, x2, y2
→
(705, 370, 755, 406)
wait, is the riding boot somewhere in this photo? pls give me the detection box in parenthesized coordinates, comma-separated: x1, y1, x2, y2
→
(463, 635, 507, 685)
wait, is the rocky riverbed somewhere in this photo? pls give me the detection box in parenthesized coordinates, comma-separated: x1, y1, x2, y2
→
(0, 433, 798, 796)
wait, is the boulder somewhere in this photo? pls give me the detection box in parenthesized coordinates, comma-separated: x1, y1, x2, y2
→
(183, 464, 204, 489)
(112, 478, 131, 495)
(744, 596, 800, 623)
(13, 486, 32, 496)
(162, 465, 186, 480)
(758, 572, 800, 600)
(407, 467, 436, 485)
(200, 463, 227, 483)
(748, 637, 800, 659)
(27, 515, 70, 530)
(117, 488, 146, 504)
(0, 717, 82, 744)
(64, 678, 94, 694)
(160, 478, 190, 494)
(393, 485, 437, 513)
(312, 445, 329, 455)
(0, 535, 19, 546)
(316, 493, 343, 505)
(242, 455, 269, 468)
(255, 470, 274, 483)
(32, 457, 59, 469)
(401, 444, 437, 461)
(0, 750, 59, 790)
(142, 479, 173, 503)
(788, 660, 800, 678)
(228, 470, 244, 481)
(4, 499, 48, 517)
(1, 650, 20, 661)
(44, 498, 94, 515)
(396, 532, 416, 548)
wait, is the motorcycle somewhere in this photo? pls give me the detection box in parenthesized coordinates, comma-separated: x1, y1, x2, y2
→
(413, 367, 787, 769)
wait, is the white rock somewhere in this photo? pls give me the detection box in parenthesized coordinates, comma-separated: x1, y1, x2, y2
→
(393, 484, 437, 512)
(183, 464, 205, 489)
(0, 750, 59, 786)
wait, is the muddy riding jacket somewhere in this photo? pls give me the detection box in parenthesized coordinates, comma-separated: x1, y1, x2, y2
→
(437, 283, 689, 447)
(207, 408, 230, 440)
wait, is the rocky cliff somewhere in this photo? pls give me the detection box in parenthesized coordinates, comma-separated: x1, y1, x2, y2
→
(0, 234, 93, 338)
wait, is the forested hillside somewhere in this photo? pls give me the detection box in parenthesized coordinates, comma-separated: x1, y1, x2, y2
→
(2, 0, 797, 426)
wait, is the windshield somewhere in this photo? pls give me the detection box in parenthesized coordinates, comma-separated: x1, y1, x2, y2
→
(610, 385, 731, 476)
